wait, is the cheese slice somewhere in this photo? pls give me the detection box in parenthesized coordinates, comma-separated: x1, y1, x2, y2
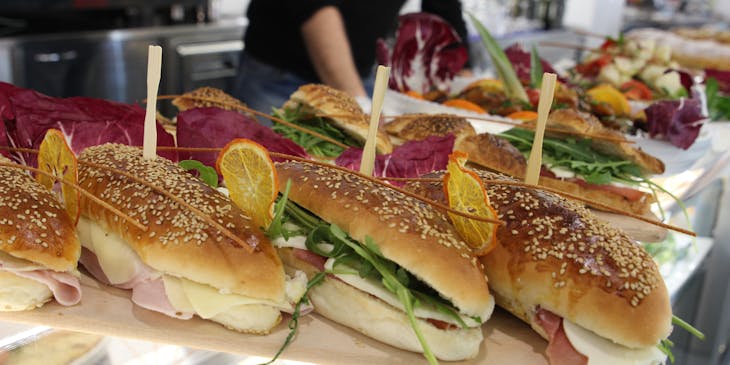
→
(325, 258, 490, 327)
(563, 320, 666, 365)
(272, 234, 308, 250)
(77, 217, 148, 285)
(0, 271, 52, 311)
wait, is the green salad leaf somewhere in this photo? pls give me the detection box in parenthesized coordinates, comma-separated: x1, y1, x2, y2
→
(178, 160, 219, 188)
(498, 128, 643, 184)
(272, 107, 361, 157)
(530, 45, 544, 89)
(706, 77, 730, 121)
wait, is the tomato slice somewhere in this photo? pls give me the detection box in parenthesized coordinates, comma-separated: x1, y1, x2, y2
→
(620, 80, 653, 101)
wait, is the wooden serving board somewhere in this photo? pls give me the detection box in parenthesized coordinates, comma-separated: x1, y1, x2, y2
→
(0, 275, 548, 364)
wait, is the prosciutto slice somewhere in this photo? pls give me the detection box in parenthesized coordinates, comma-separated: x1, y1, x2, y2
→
(535, 308, 588, 365)
(2, 267, 81, 306)
(80, 248, 193, 319)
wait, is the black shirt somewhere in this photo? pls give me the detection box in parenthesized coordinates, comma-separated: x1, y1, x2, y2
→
(244, 0, 468, 83)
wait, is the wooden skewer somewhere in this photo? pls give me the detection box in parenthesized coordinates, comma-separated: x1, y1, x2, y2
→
(266, 151, 502, 225)
(143, 45, 162, 160)
(381, 176, 696, 237)
(525, 73, 557, 185)
(79, 160, 256, 253)
(0, 161, 147, 232)
(153, 95, 350, 150)
(360, 65, 390, 176)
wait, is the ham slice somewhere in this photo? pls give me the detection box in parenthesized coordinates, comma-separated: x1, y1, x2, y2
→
(293, 248, 326, 271)
(3, 268, 81, 306)
(535, 308, 588, 365)
(80, 247, 193, 319)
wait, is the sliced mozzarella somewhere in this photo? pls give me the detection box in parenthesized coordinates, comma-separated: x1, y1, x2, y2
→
(325, 258, 488, 327)
(0, 271, 52, 311)
(272, 234, 308, 250)
(77, 217, 149, 285)
(563, 320, 666, 365)
(548, 166, 577, 179)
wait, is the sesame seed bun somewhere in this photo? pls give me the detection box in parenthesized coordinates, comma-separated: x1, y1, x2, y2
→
(77, 144, 286, 303)
(282, 84, 393, 154)
(275, 161, 493, 319)
(384, 113, 476, 146)
(404, 171, 672, 349)
(0, 156, 80, 272)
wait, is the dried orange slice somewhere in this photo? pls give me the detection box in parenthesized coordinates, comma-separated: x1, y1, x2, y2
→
(405, 90, 425, 100)
(36, 129, 80, 225)
(444, 151, 498, 255)
(587, 84, 631, 116)
(216, 138, 278, 229)
(442, 99, 487, 114)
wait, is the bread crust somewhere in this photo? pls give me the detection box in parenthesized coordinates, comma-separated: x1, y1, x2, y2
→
(77, 144, 285, 302)
(385, 113, 476, 146)
(172, 87, 249, 113)
(311, 277, 485, 361)
(404, 171, 672, 348)
(284, 84, 393, 153)
(543, 109, 665, 175)
(275, 161, 492, 317)
(457, 133, 655, 216)
(0, 156, 80, 271)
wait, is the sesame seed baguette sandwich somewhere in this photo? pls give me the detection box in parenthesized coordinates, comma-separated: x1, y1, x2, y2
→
(269, 161, 494, 362)
(75, 144, 307, 334)
(457, 109, 665, 216)
(0, 155, 81, 311)
(404, 169, 672, 365)
(274, 84, 393, 157)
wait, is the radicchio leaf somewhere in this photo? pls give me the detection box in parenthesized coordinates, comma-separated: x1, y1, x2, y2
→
(176, 107, 308, 167)
(0, 82, 176, 166)
(0, 120, 8, 159)
(379, 12, 467, 94)
(504, 44, 564, 84)
(643, 98, 705, 150)
(705, 69, 730, 94)
(664, 69, 694, 94)
(335, 135, 454, 185)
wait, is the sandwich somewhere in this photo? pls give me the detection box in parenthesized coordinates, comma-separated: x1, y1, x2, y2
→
(268, 160, 494, 361)
(273, 84, 393, 157)
(75, 143, 307, 333)
(384, 113, 476, 146)
(171, 86, 250, 113)
(460, 109, 665, 216)
(404, 169, 672, 365)
(0, 155, 81, 311)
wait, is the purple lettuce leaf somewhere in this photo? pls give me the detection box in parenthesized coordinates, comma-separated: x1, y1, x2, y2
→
(644, 98, 706, 149)
(176, 107, 309, 167)
(0, 119, 8, 159)
(664, 69, 695, 94)
(335, 135, 454, 185)
(380, 12, 468, 94)
(504, 44, 564, 84)
(0, 82, 176, 165)
(705, 69, 730, 94)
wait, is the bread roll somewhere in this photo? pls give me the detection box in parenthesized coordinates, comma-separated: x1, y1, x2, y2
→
(404, 170, 672, 349)
(283, 84, 393, 153)
(276, 161, 493, 317)
(77, 144, 285, 302)
(385, 113, 476, 146)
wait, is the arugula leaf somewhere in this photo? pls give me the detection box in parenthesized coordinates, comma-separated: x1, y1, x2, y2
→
(498, 128, 644, 183)
(272, 107, 361, 157)
(267, 179, 291, 239)
(260, 272, 327, 365)
(178, 160, 218, 188)
(657, 338, 675, 363)
(707, 77, 730, 121)
(530, 45, 544, 89)
(673, 314, 705, 340)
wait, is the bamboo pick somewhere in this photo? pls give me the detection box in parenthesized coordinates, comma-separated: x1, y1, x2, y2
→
(360, 65, 390, 176)
(143, 45, 162, 160)
(0, 161, 147, 232)
(525, 73, 557, 185)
